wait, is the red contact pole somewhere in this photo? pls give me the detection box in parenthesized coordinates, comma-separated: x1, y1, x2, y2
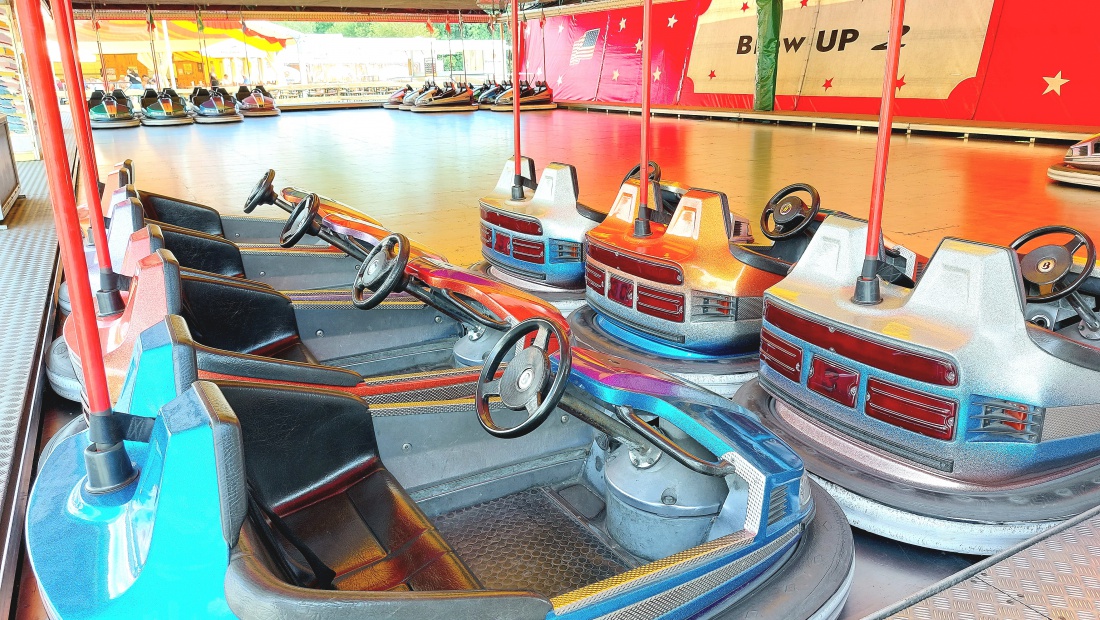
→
(14, 0, 133, 489)
(854, 0, 906, 305)
(54, 0, 124, 315)
(509, 0, 524, 200)
(633, 0, 654, 237)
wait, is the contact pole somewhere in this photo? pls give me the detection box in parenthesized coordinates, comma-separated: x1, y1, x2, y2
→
(634, 0, 654, 237)
(510, 0, 523, 200)
(14, 0, 134, 490)
(854, 0, 906, 304)
(55, 0, 123, 315)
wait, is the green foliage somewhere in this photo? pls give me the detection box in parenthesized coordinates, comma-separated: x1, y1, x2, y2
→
(276, 21, 499, 40)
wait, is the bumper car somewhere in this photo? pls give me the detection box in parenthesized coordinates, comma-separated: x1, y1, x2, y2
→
(736, 214, 1100, 554)
(138, 88, 193, 126)
(1047, 133, 1100, 188)
(409, 81, 477, 113)
(382, 83, 414, 109)
(472, 156, 606, 312)
(491, 80, 556, 112)
(471, 78, 497, 100)
(235, 85, 280, 117)
(569, 168, 922, 397)
(477, 80, 508, 109)
(397, 81, 434, 110)
(27, 311, 854, 619)
(189, 87, 243, 124)
(87, 89, 139, 129)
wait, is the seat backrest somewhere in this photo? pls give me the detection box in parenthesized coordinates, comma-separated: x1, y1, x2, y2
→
(138, 192, 224, 236)
(159, 224, 246, 277)
(236, 86, 250, 101)
(179, 272, 298, 356)
(88, 89, 105, 106)
(111, 89, 129, 102)
(212, 381, 377, 512)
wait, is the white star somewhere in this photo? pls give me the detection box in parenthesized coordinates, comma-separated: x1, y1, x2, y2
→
(558, 23, 564, 34)
(556, 75, 562, 86)
(612, 69, 620, 81)
(1042, 71, 1068, 96)
(536, 66, 543, 76)
(667, 15, 678, 28)
(635, 39, 643, 53)
(619, 18, 627, 31)
(653, 66, 661, 81)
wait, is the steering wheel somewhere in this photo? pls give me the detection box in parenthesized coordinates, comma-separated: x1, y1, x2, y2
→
(761, 183, 821, 240)
(279, 192, 320, 248)
(243, 169, 277, 214)
(352, 234, 410, 310)
(620, 161, 662, 188)
(476, 318, 572, 439)
(1010, 226, 1096, 304)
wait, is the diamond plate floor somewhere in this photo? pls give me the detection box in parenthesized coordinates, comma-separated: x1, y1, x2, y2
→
(434, 487, 631, 597)
(881, 505, 1100, 620)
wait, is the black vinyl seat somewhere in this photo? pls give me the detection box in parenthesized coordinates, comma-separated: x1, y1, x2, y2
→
(214, 380, 482, 593)
(148, 220, 246, 277)
(123, 189, 225, 237)
(88, 90, 105, 107)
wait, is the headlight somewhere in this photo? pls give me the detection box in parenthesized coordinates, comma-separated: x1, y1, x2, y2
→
(798, 472, 812, 510)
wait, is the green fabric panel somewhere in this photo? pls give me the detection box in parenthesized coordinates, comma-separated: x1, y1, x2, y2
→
(754, 0, 782, 111)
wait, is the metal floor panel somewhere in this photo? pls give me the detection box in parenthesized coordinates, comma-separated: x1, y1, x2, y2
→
(879, 504, 1100, 620)
(434, 487, 631, 597)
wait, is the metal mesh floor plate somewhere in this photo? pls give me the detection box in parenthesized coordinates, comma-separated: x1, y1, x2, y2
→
(434, 487, 630, 597)
(886, 507, 1100, 620)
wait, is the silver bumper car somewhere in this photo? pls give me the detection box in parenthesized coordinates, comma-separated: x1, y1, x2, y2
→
(1048, 133, 1100, 188)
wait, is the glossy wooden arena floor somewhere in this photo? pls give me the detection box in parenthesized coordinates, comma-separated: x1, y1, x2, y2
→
(91, 108, 1100, 267)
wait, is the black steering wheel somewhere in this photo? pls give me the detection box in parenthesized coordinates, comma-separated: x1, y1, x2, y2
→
(244, 169, 277, 214)
(476, 318, 572, 439)
(1010, 226, 1096, 304)
(352, 234, 410, 310)
(279, 192, 320, 248)
(761, 183, 821, 240)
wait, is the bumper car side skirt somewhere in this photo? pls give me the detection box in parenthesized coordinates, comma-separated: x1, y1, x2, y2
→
(1047, 164, 1100, 188)
(739, 378, 1100, 550)
(490, 103, 557, 112)
(469, 261, 586, 313)
(193, 113, 243, 124)
(140, 116, 194, 126)
(90, 118, 140, 129)
(382, 103, 403, 109)
(409, 104, 478, 113)
(239, 108, 280, 117)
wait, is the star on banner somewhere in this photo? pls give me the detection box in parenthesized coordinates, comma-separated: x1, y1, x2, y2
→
(708, 70, 716, 79)
(895, 75, 906, 90)
(741, 2, 749, 11)
(612, 69, 620, 80)
(822, 77, 833, 91)
(800, 0, 808, 6)
(635, 39, 643, 53)
(556, 75, 563, 86)
(536, 67, 543, 76)
(619, 18, 627, 31)
(653, 67, 662, 81)
(558, 23, 564, 34)
(1042, 71, 1068, 95)
(667, 15, 678, 28)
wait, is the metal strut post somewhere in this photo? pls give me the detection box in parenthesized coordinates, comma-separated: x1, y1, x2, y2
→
(14, 0, 134, 491)
(54, 0, 124, 316)
(854, 0, 906, 305)
(510, 0, 524, 200)
(634, 0, 654, 238)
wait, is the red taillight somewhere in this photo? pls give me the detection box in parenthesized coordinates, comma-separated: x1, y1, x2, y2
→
(760, 328, 802, 382)
(807, 356, 859, 408)
(480, 224, 492, 246)
(637, 286, 685, 322)
(586, 264, 605, 292)
(493, 232, 511, 255)
(511, 238, 545, 264)
(866, 379, 957, 441)
(764, 301, 958, 387)
(480, 207, 543, 235)
(586, 242, 683, 285)
(608, 276, 634, 307)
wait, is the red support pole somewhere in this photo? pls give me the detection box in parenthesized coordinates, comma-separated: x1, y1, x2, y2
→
(14, 0, 123, 463)
(54, 0, 123, 316)
(510, 0, 524, 200)
(854, 0, 906, 304)
(633, 0, 654, 237)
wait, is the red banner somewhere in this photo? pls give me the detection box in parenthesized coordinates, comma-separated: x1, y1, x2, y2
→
(531, 0, 1100, 127)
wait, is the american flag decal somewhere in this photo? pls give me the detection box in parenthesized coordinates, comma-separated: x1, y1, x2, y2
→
(569, 29, 600, 65)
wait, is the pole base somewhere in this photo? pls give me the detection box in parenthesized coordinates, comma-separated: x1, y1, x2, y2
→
(633, 218, 651, 238)
(95, 288, 125, 317)
(852, 276, 882, 305)
(84, 442, 138, 494)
